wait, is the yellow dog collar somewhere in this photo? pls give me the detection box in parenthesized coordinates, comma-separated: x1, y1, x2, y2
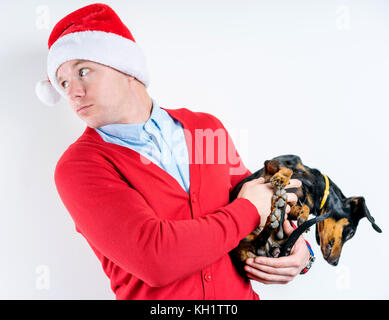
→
(320, 174, 330, 209)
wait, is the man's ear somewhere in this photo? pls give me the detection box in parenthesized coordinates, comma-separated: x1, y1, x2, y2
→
(350, 196, 382, 233)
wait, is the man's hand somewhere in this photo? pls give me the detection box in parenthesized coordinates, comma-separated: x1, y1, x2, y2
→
(244, 219, 310, 284)
(237, 177, 301, 227)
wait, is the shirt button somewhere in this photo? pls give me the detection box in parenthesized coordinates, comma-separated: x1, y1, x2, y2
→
(204, 273, 212, 282)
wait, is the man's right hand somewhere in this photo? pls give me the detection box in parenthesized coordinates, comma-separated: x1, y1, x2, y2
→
(237, 177, 302, 227)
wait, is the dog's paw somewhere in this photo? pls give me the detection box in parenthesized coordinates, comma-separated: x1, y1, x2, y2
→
(271, 247, 281, 258)
(270, 168, 293, 188)
(289, 204, 310, 226)
(236, 242, 257, 262)
(245, 251, 257, 259)
(297, 205, 310, 226)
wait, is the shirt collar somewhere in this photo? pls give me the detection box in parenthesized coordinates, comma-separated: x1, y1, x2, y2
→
(95, 97, 166, 141)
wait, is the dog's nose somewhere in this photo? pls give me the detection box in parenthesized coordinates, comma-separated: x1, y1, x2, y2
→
(330, 257, 339, 266)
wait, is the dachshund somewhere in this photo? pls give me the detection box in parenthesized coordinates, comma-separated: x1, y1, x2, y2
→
(229, 154, 382, 275)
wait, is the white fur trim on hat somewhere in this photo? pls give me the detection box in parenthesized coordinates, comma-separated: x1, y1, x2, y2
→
(48, 31, 150, 96)
(37, 30, 150, 106)
(35, 79, 61, 106)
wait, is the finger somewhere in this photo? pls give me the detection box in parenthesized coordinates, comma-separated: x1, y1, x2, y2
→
(244, 265, 294, 283)
(283, 220, 306, 245)
(247, 273, 290, 285)
(285, 204, 291, 214)
(285, 179, 302, 189)
(253, 255, 300, 269)
(256, 177, 265, 184)
(248, 177, 265, 184)
(286, 192, 298, 205)
(246, 261, 298, 278)
(283, 219, 296, 236)
(279, 221, 309, 258)
(245, 265, 294, 282)
(247, 273, 291, 285)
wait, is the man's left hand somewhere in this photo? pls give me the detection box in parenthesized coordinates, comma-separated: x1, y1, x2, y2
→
(244, 219, 310, 285)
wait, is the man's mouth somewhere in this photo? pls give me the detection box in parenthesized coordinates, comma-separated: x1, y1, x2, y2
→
(77, 104, 93, 113)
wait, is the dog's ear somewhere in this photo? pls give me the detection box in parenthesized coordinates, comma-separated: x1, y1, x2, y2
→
(315, 224, 321, 246)
(264, 160, 280, 175)
(349, 196, 382, 233)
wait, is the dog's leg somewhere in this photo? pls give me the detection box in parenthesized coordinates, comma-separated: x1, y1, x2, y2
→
(234, 227, 262, 261)
(240, 164, 295, 259)
(252, 226, 272, 255)
(270, 167, 293, 239)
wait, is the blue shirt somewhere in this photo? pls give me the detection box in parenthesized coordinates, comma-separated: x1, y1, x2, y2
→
(95, 98, 190, 193)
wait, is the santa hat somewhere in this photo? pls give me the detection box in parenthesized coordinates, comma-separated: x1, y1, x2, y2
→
(36, 3, 150, 106)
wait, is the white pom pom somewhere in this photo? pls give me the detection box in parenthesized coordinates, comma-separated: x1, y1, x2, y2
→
(35, 80, 61, 106)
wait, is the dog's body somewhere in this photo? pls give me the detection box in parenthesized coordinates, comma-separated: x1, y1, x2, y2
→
(230, 155, 381, 274)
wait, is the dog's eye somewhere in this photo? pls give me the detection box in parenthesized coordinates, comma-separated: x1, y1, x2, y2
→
(345, 230, 355, 240)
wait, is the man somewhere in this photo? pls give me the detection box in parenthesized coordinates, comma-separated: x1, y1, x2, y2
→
(36, 3, 311, 299)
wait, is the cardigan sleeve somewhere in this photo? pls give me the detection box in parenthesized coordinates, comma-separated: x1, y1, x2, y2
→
(54, 153, 260, 288)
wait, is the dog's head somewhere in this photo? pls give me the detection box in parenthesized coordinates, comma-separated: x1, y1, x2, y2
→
(315, 196, 382, 266)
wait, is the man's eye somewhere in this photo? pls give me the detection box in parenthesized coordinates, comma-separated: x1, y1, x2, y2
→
(79, 68, 90, 77)
(61, 80, 69, 88)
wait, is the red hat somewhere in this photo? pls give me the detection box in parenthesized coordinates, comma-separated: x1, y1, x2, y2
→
(36, 3, 150, 106)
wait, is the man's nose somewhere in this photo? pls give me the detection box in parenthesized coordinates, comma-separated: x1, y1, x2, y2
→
(67, 80, 86, 99)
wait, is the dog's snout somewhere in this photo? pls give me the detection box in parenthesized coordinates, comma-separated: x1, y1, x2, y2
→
(326, 238, 334, 251)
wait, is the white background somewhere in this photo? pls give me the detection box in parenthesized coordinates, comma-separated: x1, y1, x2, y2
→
(0, 0, 388, 299)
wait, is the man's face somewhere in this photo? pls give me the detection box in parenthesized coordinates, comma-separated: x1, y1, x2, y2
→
(56, 59, 133, 128)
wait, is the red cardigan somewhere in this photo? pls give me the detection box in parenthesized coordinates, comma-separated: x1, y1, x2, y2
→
(54, 107, 261, 300)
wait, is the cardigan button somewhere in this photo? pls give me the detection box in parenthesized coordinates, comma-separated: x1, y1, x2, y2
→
(204, 272, 212, 282)
(191, 193, 197, 202)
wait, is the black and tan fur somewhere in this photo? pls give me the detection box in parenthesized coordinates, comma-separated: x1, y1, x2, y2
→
(229, 154, 382, 275)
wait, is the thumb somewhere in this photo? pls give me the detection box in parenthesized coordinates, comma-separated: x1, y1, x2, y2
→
(257, 177, 265, 183)
(283, 219, 296, 237)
